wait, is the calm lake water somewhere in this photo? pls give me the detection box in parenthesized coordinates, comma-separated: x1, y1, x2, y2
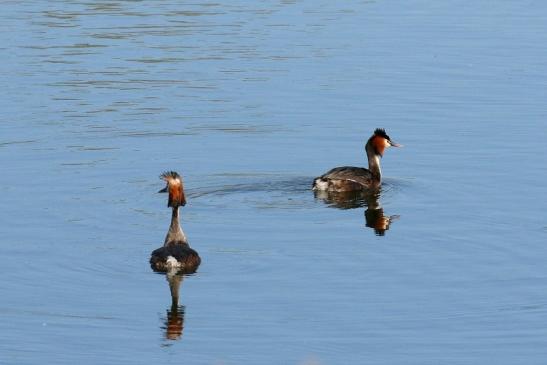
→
(2, 1, 547, 364)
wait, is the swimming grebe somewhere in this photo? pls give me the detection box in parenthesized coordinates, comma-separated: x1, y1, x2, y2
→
(150, 171, 201, 274)
(312, 128, 402, 192)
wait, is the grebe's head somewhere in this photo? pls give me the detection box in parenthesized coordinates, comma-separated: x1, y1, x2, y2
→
(368, 128, 402, 157)
(159, 171, 186, 208)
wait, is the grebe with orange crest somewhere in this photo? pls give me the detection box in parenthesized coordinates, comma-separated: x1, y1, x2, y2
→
(312, 128, 402, 192)
(150, 171, 201, 274)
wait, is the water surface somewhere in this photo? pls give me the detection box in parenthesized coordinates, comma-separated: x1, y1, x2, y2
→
(2, 1, 547, 364)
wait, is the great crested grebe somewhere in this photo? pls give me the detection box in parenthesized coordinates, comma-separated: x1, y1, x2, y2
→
(150, 171, 201, 274)
(312, 128, 402, 192)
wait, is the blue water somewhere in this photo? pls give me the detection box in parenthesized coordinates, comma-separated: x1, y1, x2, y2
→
(2, 1, 547, 364)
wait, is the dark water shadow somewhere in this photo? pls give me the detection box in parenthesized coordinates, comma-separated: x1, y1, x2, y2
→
(314, 187, 399, 236)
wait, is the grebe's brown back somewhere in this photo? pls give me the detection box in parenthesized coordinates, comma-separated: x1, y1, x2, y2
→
(150, 171, 201, 274)
(312, 129, 402, 192)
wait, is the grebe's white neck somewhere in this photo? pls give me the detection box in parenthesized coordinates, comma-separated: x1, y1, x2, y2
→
(365, 142, 382, 181)
(164, 207, 188, 245)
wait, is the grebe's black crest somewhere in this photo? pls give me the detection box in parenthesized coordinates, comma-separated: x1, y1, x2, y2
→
(160, 171, 181, 180)
(374, 128, 391, 141)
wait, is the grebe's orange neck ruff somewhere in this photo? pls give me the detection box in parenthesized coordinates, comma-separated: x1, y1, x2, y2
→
(365, 129, 402, 182)
(167, 181, 185, 208)
(159, 171, 188, 246)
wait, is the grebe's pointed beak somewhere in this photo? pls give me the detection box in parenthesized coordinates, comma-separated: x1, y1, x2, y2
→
(158, 186, 168, 193)
(389, 141, 403, 147)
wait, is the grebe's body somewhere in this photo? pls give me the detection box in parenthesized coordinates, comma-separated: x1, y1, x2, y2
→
(150, 171, 201, 274)
(150, 241, 200, 273)
(312, 129, 401, 192)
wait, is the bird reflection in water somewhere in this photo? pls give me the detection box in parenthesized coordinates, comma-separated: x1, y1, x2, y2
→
(313, 189, 399, 235)
(160, 271, 187, 342)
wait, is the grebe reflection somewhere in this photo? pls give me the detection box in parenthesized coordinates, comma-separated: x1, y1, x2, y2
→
(363, 192, 399, 236)
(314, 188, 399, 235)
(161, 272, 186, 342)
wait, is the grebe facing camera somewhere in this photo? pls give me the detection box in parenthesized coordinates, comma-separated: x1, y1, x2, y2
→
(150, 171, 201, 274)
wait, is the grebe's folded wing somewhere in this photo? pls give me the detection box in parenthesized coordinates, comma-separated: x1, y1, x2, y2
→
(320, 166, 373, 185)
